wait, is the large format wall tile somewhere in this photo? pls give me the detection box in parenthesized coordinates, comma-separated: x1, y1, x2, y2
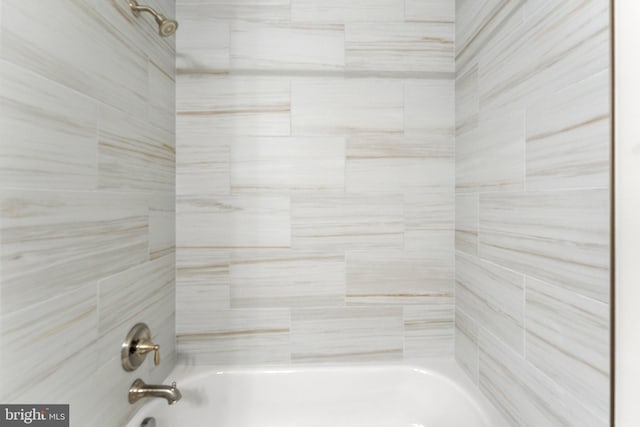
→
(345, 22, 453, 73)
(178, 1, 290, 26)
(0, 283, 97, 401)
(0, 191, 148, 314)
(177, 74, 291, 136)
(479, 330, 606, 427)
(176, 114, 230, 195)
(455, 1, 611, 424)
(177, 194, 291, 248)
(177, 308, 291, 365)
(456, 253, 524, 354)
(346, 135, 453, 193)
(231, 22, 345, 71)
(404, 79, 455, 137)
(291, 307, 403, 362)
(230, 250, 345, 308)
(346, 250, 452, 306)
(525, 277, 609, 419)
(403, 304, 454, 359)
(176, 7, 230, 72)
(479, 190, 609, 303)
(291, 0, 404, 23)
(291, 194, 404, 250)
(231, 136, 345, 192)
(291, 78, 403, 135)
(176, 0, 455, 364)
(456, 110, 525, 192)
(0, 2, 176, 426)
(404, 0, 454, 23)
(526, 70, 610, 190)
(455, 308, 478, 383)
(0, 60, 98, 191)
(97, 255, 175, 366)
(478, 0, 609, 115)
(98, 105, 175, 192)
(0, 0, 149, 118)
(455, 194, 478, 255)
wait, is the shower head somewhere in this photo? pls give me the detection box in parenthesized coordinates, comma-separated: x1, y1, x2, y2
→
(128, 0, 179, 38)
(157, 17, 178, 37)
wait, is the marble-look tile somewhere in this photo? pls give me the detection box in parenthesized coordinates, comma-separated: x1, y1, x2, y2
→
(404, 304, 453, 359)
(230, 250, 345, 308)
(148, 60, 176, 134)
(177, 194, 291, 249)
(455, 194, 478, 255)
(526, 70, 610, 190)
(0, 191, 148, 314)
(404, 0, 454, 23)
(455, 0, 524, 67)
(404, 192, 454, 253)
(346, 250, 452, 305)
(92, 0, 176, 78)
(346, 135, 453, 193)
(177, 1, 290, 26)
(149, 195, 176, 260)
(291, 307, 403, 362)
(0, 60, 98, 191)
(0, 0, 148, 117)
(0, 283, 97, 401)
(176, 114, 230, 195)
(455, 63, 479, 135)
(291, 0, 404, 23)
(479, 0, 609, 115)
(231, 136, 345, 192)
(455, 110, 525, 192)
(230, 22, 345, 71)
(98, 105, 175, 192)
(177, 74, 291, 137)
(345, 22, 454, 73)
(455, 252, 524, 354)
(479, 190, 610, 303)
(291, 78, 403, 135)
(176, 248, 231, 313)
(455, 308, 478, 383)
(525, 276, 609, 419)
(291, 194, 404, 250)
(176, 8, 229, 72)
(404, 79, 455, 137)
(97, 255, 175, 366)
(177, 309, 291, 365)
(479, 329, 607, 427)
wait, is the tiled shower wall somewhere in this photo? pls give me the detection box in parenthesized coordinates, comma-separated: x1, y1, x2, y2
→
(454, 1, 610, 426)
(0, 1, 176, 426)
(175, 0, 455, 363)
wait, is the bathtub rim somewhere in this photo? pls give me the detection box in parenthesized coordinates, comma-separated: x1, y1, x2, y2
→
(139, 358, 510, 427)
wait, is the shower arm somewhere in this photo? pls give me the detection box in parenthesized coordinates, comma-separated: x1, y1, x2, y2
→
(128, 1, 166, 25)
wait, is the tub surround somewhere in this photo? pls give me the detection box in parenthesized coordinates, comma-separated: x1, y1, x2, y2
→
(0, 1, 177, 427)
(175, 0, 456, 364)
(454, 0, 610, 425)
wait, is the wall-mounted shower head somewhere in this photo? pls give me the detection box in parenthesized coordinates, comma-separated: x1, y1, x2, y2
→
(128, 0, 179, 38)
(158, 18, 178, 37)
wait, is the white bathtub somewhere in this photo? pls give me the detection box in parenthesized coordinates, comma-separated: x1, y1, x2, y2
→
(125, 360, 509, 427)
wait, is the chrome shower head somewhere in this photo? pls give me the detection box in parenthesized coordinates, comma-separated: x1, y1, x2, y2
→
(128, 1, 179, 38)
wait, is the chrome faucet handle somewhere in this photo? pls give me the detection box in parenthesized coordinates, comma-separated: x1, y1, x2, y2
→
(136, 339, 160, 366)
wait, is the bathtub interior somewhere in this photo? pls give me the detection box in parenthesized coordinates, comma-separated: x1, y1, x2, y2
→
(125, 359, 509, 427)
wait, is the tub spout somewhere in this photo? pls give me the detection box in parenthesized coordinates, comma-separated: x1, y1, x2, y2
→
(128, 379, 182, 405)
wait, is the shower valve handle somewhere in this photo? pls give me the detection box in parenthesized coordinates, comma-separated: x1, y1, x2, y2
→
(136, 339, 161, 366)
